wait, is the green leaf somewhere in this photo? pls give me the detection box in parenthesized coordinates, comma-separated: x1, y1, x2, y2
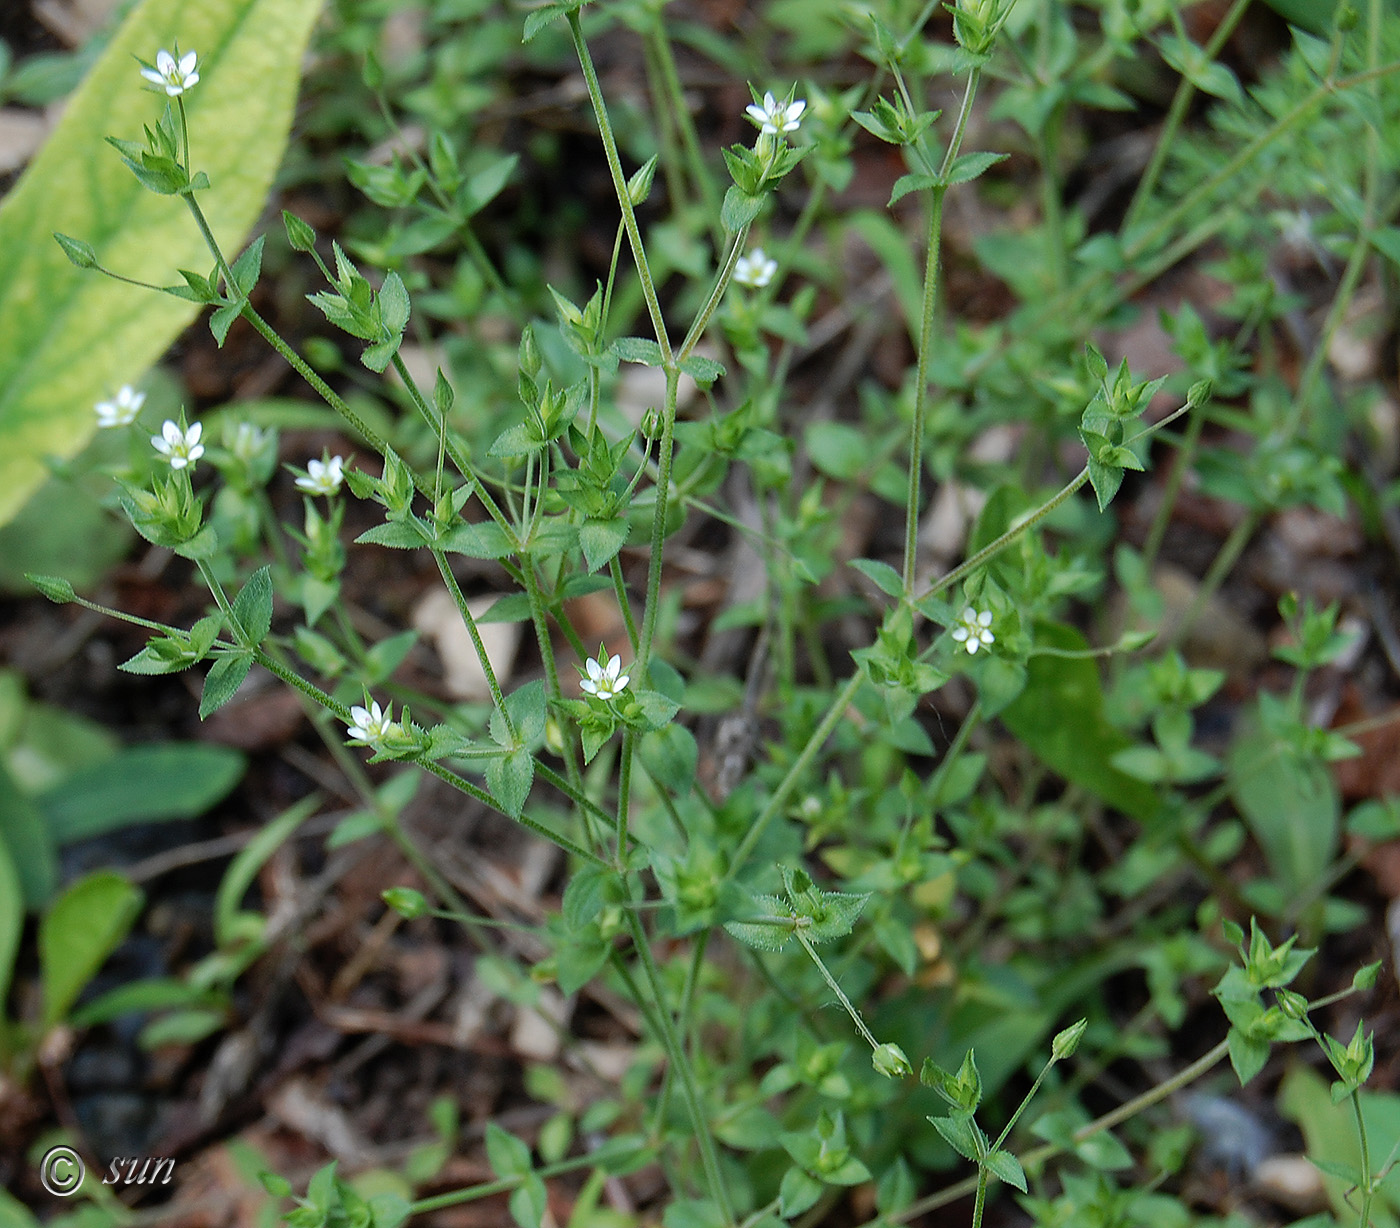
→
(487, 747, 534, 817)
(508, 1173, 548, 1228)
(485, 1123, 533, 1178)
(438, 520, 515, 559)
(0, 760, 58, 908)
(610, 336, 665, 366)
(1001, 623, 1160, 821)
(1228, 718, 1338, 897)
(24, 573, 77, 603)
(356, 520, 430, 549)
(578, 517, 629, 572)
(678, 354, 726, 386)
(1227, 1026, 1271, 1085)
(40, 869, 144, 1028)
(215, 794, 319, 948)
(945, 151, 1008, 185)
(778, 1167, 824, 1218)
(983, 1150, 1027, 1191)
(231, 564, 273, 645)
(0, 0, 324, 526)
(850, 558, 904, 598)
(200, 652, 254, 717)
(929, 1113, 984, 1162)
(37, 743, 245, 843)
(887, 171, 938, 205)
(723, 893, 793, 951)
(721, 186, 766, 232)
(638, 724, 698, 796)
(0, 832, 21, 1009)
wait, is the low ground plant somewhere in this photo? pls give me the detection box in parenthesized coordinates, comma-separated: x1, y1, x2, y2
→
(6, 0, 1400, 1225)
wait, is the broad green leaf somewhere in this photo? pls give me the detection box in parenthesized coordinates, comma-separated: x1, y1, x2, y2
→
(485, 1123, 533, 1178)
(40, 870, 144, 1027)
(0, 0, 325, 526)
(0, 833, 21, 1009)
(0, 760, 58, 908)
(37, 743, 245, 843)
(1228, 721, 1338, 898)
(1001, 623, 1160, 822)
(215, 794, 319, 948)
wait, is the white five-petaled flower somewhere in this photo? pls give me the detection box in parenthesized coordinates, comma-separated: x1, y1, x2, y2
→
(229, 421, 273, 463)
(94, 385, 145, 428)
(151, 419, 204, 470)
(580, 653, 630, 701)
(734, 248, 777, 289)
(951, 607, 995, 655)
(347, 700, 396, 748)
(295, 455, 346, 496)
(140, 48, 200, 97)
(745, 90, 806, 136)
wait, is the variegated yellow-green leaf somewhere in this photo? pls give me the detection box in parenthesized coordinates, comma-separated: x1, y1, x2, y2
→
(0, 0, 324, 526)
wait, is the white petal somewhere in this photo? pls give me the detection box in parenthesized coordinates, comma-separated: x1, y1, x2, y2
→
(580, 679, 598, 695)
(586, 658, 604, 681)
(183, 70, 199, 88)
(185, 421, 202, 446)
(977, 610, 992, 626)
(187, 444, 204, 462)
(788, 100, 807, 120)
(614, 675, 629, 691)
(179, 51, 198, 75)
(745, 103, 768, 125)
(966, 639, 980, 653)
(140, 67, 165, 85)
(952, 627, 969, 641)
(162, 420, 183, 444)
(156, 50, 176, 74)
(606, 654, 622, 676)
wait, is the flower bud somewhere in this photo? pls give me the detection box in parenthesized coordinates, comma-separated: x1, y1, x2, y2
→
(872, 1042, 912, 1079)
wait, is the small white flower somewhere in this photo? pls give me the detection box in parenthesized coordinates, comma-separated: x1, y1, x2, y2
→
(734, 248, 777, 289)
(140, 47, 200, 97)
(579, 653, 630, 701)
(346, 700, 395, 748)
(951, 607, 995, 655)
(745, 90, 806, 136)
(94, 385, 145, 428)
(151, 419, 204, 470)
(228, 421, 273, 463)
(295, 455, 346, 496)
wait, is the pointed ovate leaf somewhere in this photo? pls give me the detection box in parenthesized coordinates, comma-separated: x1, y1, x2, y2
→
(610, 336, 665, 366)
(231, 564, 273, 644)
(54, 233, 97, 268)
(723, 893, 794, 951)
(199, 651, 254, 718)
(486, 747, 534, 817)
(888, 172, 938, 206)
(850, 558, 904, 598)
(721, 186, 765, 232)
(678, 354, 725, 386)
(485, 1123, 532, 1178)
(778, 1167, 823, 1219)
(929, 1114, 984, 1163)
(40, 869, 144, 1028)
(578, 517, 629, 572)
(26, 573, 75, 603)
(983, 1150, 1027, 1192)
(0, 0, 324, 526)
(945, 151, 1008, 185)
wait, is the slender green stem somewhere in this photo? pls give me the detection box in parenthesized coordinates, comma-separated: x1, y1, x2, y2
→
(647, 20, 720, 233)
(679, 225, 750, 361)
(879, 1039, 1230, 1226)
(903, 66, 981, 589)
(1123, 0, 1255, 233)
(1164, 509, 1260, 653)
(611, 556, 641, 653)
(903, 184, 946, 589)
(796, 932, 880, 1051)
(391, 353, 512, 534)
(430, 547, 512, 729)
(637, 364, 683, 675)
(728, 671, 862, 880)
(970, 1167, 990, 1228)
(615, 729, 635, 864)
(1354, 1092, 1374, 1228)
(409, 1145, 647, 1214)
(624, 912, 734, 1223)
(568, 11, 673, 363)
